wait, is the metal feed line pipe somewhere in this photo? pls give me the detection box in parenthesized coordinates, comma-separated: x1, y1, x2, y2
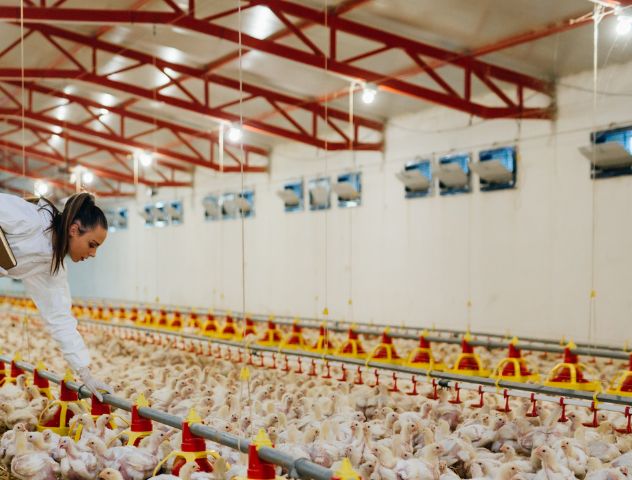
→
(0, 354, 334, 480)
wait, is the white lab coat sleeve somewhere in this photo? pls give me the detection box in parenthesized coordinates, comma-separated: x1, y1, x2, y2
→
(21, 269, 91, 371)
(0, 193, 40, 235)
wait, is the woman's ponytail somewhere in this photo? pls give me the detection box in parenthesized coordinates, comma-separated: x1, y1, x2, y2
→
(40, 193, 108, 275)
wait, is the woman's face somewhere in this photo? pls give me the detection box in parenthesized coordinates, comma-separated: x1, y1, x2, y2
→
(68, 222, 108, 262)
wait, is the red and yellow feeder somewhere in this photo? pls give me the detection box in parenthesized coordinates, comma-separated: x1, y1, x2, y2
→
(0, 355, 5, 386)
(491, 337, 540, 383)
(280, 320, 307, 349)
(235, 430, 284, 480)
(200, 312, 219, 337)
(137, 308, 153, 326)
(447, 333, 490, 377)
(0, 353, 27, 387)
(311, 324, 337, 355)
(217, 313, 239, 340)
(336, 326, 367, 359)
(368, 329, 403, 365)
(37, 369, 83, 436)
(242, 316, 258, 338)
(156, 309, 170, 328)
(168, 311, 183, 331)
(33, 361, 53, 399)
(544, 341, 601, 391)
(406, 331, 444, 370)
(153, 408, 222, 476)
(116, 307, 127, 322)
(114, 393, 153, 446)
(187, 310, 202, 330)
(607, 354, 632, 397)
(258, 317, 284, 346)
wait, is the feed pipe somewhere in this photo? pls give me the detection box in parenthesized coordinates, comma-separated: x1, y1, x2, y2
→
(0, 354, 334, 480)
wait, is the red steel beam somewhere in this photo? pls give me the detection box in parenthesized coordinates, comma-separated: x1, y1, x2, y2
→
(0, 81, 265, 173)
(0, 157, 134, 197)
(0, 130, 191, 188)
(0, 68, 382, 151)
(17, 22, 382, 150)
(0, 4, 554, 119)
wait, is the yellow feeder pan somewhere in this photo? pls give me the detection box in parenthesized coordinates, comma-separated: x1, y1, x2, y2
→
(115, 307, 127, 321)
(607, 354, 632, 397)
(491, 337, 540, 383)
(216, 313, 240, 340)
(167, 311, 183, 331)
(155, 309, 170, 329)
(153, 409, 223, 476)
(137, 309, 153, 326)
(406, 331, 445, 370)
(257, 317, 284, 347)
(543, 342, 601, 392)
(235, 430, 284, 480)
(311, 324, 337, 355)
(128, 307, 139, 322)
(102, 307, 114, 321)
(187, 310, 202, 330)
(446, 333, 490, 377)
(280, 320, 307, 349)
(332, 458, 362, 480)
(200, 313, 219, 337)
(37, 370, 83, 436)
(336, 326, 367, 359)
(368, 329, 403, 365)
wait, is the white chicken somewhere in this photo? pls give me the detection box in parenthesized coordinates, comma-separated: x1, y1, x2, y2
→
(10, 430, 60, 480)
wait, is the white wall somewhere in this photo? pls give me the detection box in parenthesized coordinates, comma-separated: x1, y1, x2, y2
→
(68, 60, 632, 347)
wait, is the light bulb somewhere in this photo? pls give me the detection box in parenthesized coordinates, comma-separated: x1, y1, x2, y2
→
(361, 85, 377, 104)
(82, 170, 94, 185)
(228, 126, 242, 142)
(137, 151, 153, 167)
(617, 16, 632, 35)
(34, 180, 49, 197)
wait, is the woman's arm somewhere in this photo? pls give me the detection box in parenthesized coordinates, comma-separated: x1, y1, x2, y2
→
(21, 269, 90, 370)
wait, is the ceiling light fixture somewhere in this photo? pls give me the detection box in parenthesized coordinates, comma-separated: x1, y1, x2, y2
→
(34, 180, 49, 197)
(228, 126, 243, 142)
(137, 151, 154, 167)
(82, 170, 94, 185)
(361, 85, 378, 104)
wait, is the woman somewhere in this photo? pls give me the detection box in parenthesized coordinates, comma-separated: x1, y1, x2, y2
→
(0, 192, 112, 401)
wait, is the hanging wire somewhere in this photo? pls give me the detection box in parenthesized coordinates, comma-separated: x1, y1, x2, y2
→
(321, 0, 330, 356)
(588, 4, 605, 346)
(18, 0, 31, 363)
(235, 0, 253, 443)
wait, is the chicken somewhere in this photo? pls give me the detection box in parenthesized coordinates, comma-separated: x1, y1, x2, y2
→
(532, 445, 575, 480)
(10, 431, 60, 480)
(57, 436, 100, 479)
(0, 423, 28, 466)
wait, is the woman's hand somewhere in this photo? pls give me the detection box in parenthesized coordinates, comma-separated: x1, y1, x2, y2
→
(76, 366, 114, 402)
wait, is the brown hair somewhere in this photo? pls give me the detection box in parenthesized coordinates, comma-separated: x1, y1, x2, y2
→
(39, 193, 108, 275)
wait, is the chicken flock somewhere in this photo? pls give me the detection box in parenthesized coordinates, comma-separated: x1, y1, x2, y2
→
(1, 302, 632, 480)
